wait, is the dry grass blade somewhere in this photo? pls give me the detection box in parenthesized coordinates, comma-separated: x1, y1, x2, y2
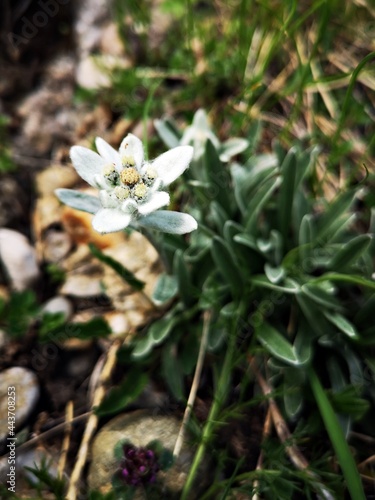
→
(66, 339, 123, 500)
(249, 358, 335, 500)
(57, 400, 74, 478)
(173, 310, 212, 458)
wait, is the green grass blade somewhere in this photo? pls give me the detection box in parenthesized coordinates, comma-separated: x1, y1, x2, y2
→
(308, 367, 365, 500)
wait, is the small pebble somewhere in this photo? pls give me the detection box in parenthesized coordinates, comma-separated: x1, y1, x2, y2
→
(0, 367, 40, 444)
(88, 411, 206, 496)
(41, 296, 73, 321)
(0, 229, 40, 290)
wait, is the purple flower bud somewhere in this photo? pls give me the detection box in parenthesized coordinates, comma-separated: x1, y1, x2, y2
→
(117, 443, 161, 488)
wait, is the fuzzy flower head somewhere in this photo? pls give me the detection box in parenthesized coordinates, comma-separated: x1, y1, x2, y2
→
(56, 134, 197, 235)
(119, 443, 160, 487)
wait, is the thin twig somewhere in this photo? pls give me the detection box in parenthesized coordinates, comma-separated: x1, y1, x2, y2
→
(66, 339, 122, 500)
(173, 310, 212, 457)
(251, 406, 272, 500)
(249, 358, 335, 500)
(0, 413, 90, 456)
(57, 400, 74, 478)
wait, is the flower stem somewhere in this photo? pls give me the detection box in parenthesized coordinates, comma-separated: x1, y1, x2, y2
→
(181, 317, 238, 499)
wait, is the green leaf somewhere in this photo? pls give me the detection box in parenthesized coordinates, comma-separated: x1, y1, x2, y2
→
(328, 234, 372, 271)
(264, 264, 285, 284)
(256, 322, 302, 366)
(162, 343, 184, 400)
(298, 215, 315, 269)
(180, 330, 199, 375)
(39, 312, 66, 338)
(55, 317, 111, 340)
(149, 314, 177, 343)
(219, 137, 249, 161)
(301, 283, 341, 310)
(278, 147, 297, 245)
(173, 250, 195, 307)
(323, 312, 359, 339)
(131, 335, 154, 358)
(209, 201, 229, 235)
(311, 273, 375, 290)
(247, 119, 263, 150)
(296, 295, 334, 338)
(55, 188, 101, 214)
(293, 326, 314, 365)
(283, 368, 304, 419)
(231, 156, 277, 214)
(315, 190, 355, 241)
(199, 273, 228, 309)
(152, 273, 178, 305)
(251, 275, 300, 293)
(211, 236, 243, 298)
(95, 369, 149, 417)
(245, 176, 282, 232)
(5, 290, 39, 338)
(89, 243, 145, 291)
(154, 118, 181, 148)
(331, 387, 370, 420)
(204, 139, 232, 214)
(308, 367, 366, 500)
(233, 233, 259, 252)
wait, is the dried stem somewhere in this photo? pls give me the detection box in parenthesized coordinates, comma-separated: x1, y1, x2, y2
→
(57, 400, 74, 478)
(251, 406, 272, 500)
(66, 339, 122, 500)
(249, 358, 335, 500)
(173, 310, 212, 457)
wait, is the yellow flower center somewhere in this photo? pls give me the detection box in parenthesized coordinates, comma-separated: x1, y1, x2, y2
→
(120, 167, 140, 186)
(133, 183, 147, 199)
(114, 186, 130, 200)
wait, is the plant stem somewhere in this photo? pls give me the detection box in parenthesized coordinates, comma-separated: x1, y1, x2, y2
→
(181, 318, 238, 499)
(173, 310, 212, 457)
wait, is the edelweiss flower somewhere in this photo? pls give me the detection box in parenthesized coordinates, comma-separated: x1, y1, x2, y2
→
(56, 134, 197, 234)
(178, 109, 249, 162)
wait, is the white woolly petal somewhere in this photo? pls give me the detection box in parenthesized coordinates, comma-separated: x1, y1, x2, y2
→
(149, 178, 163, 192)
(55, 189, 101, 214)
(137, 192, 170, 215)
(121, 199, 138, 213)
(95, 137, 122, 167)
(99, 190, 118, 209)
(93, 174, 109, 190)
(70, 146, 106, 187)
(119, 133, 144, 169)
(92, 208, 132, 234)
(138, 210, 198, 234)
(152, 146, 193, 187)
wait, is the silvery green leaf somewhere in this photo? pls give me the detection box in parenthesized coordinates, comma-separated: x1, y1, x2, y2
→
(154, 118, 181, 148)
(256, 322, 302, 366)
(323, 312, 359, 339)
(264, 264, 285, 284)
(138, 211, 198, 234)
(152, 273, 178, 305)
(219, 137, 249, 162)
(55, 188, 101, 214)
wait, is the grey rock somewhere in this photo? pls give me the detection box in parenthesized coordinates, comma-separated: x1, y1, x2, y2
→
(0, 229, 40, 290)
(41, 296, 73, 321)
(88, 411, 202, 496)
(0, 367, 40, 444)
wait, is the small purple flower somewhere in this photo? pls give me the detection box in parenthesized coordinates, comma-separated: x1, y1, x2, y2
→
(118, 443, 160, 487)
